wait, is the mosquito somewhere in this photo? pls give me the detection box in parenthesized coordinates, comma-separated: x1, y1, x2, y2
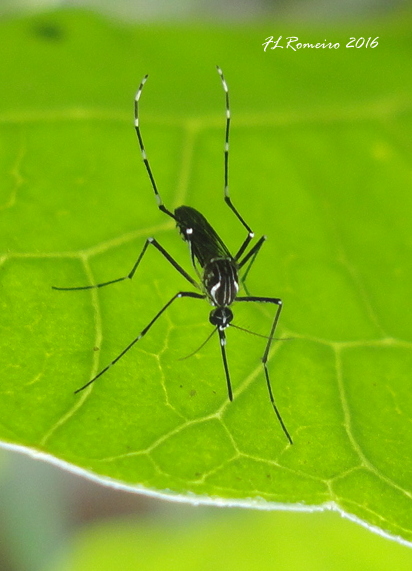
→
(53, 67, 292, 444)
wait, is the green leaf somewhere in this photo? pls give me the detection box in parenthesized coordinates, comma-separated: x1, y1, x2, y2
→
(1, 11, 411, 544)
(48, 510, 412, 571)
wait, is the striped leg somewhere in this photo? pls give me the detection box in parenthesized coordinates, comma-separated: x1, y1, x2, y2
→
(236, 295, 292, 444)
(75, 291, 205, 393)
(216, 66, 254, 261)
(134, 75, 175, 220)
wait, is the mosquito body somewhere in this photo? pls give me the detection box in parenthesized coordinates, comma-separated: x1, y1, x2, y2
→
(175, 205, 239, 307)
(53, 67, 292, 444)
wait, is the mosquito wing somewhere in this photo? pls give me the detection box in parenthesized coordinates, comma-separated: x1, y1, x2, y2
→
(174, 206, 232, 268)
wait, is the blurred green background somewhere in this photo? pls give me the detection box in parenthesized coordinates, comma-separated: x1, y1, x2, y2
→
(1, 0, 412, 570)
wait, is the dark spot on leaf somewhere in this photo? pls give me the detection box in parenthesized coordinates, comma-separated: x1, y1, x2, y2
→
(32, 22, 65, 41)
(189, 389, 197, 397)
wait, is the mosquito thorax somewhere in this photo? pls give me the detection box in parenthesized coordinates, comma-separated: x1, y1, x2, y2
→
(209, 307, 233, 329)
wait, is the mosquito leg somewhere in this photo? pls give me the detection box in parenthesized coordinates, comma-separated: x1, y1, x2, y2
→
(74, 291, 205, 393)
(134, 75, 175, 220)
(52, 237, 198, 291)
(237, 235, 266, 295)
(217, 327, 233, 402)
(216, 66, 254, 261)
(235, 295, 292, 444)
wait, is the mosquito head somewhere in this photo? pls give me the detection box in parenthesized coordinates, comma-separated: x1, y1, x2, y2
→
(209, 307, 233, 330)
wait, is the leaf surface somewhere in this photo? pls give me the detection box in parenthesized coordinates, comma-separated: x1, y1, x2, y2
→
(0, 11, 411, 543)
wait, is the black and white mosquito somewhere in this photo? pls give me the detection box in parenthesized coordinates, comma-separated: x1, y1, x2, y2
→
(53, 67, 292, 444)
